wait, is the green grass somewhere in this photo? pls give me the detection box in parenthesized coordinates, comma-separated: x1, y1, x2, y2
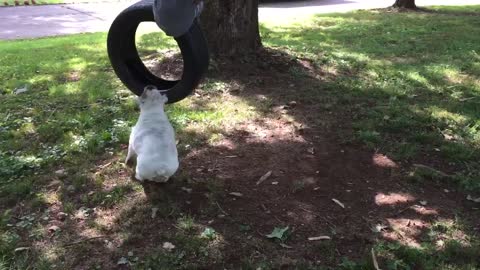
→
(262, 6, 480, 191)
(1, 5, 480, 269)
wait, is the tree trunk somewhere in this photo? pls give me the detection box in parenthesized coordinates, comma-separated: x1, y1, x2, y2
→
(200, 0, 262, 56)
(392, 0, 416, 9)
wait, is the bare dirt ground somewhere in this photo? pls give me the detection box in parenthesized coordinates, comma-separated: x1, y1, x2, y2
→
(89, 49, 479, 268)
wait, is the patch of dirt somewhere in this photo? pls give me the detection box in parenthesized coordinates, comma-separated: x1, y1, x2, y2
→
(113, 48, 479, 267)
(14, 49, 478, 269)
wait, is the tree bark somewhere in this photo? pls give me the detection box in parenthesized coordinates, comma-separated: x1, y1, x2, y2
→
(200, 0, 262, 56)
(392, 0, 416, 9)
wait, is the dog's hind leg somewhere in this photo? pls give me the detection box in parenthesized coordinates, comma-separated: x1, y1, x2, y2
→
(125, 144, 136, 168)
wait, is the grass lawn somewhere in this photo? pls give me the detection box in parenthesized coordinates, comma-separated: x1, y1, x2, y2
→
(1, 5, 480, 269)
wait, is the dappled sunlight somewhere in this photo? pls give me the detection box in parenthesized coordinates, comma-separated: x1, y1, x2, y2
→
(411, 205, 439, 216)
(2, 6, 480, 269)
(372, 153, 398, 168)
(375, 192, 415, 206)
(428, 106, 470, 126)
(383, 218, 429, 248)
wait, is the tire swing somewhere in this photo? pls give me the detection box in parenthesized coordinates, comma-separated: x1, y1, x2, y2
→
(107, 0, 209, 104)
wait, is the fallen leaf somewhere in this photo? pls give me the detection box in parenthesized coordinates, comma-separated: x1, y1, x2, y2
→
(151, 207, 159, 219)
(308, 236, 331, 241)
(54, 169, 66, 176)
(48, 225, 60, 233)
(229, 192, 243, 197)
(372, 224, 389, 233)
(467, 195, 480, 203)
(117, 257, 128, 265)
(256, 171, 272, 185)
(162, 242, 175, 251)
(201, 227, 216, 239)
(332, 198, 345, 209)
(14, 85, 28, 94)
(279, 243, 292, 249)
(181, 187, 192, 193)
(266, 226, 289, 239)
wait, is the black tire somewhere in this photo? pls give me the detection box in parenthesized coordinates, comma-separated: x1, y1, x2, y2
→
(107, 0, 209, 104)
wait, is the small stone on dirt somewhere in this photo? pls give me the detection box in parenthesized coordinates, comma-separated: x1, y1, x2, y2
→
(419, 200, 428, 206)
(271, 181, 279, 185)
(127, 251, 133, 257)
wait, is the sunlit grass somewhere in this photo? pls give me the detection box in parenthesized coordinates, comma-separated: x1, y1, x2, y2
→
(1, 5, 480, 269)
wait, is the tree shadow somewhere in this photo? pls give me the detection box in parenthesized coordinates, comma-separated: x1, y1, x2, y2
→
(1, 7, 480, 269)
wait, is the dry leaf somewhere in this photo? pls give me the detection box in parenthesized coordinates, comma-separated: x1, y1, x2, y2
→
(279, 243, 292, 249)
(467, 195, 480, 203)
(256, 171, 272, 185)
(162, 242, 175, 251)
(151, 207, 159, 219)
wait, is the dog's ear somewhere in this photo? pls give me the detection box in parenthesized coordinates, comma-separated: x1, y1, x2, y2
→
(140, 88, 150, 100)
(159, 94, 168, 104)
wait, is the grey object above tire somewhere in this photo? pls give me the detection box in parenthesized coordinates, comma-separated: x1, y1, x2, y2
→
(107, 0, 209, 103)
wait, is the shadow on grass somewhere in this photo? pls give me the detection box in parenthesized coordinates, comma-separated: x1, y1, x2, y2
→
(1, 6, 480, 269)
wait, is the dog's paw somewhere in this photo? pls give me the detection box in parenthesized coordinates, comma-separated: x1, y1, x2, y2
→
(124, 157, 135, 168)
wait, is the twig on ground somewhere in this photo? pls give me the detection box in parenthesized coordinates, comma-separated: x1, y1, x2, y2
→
(63, 236, 106, 247)
(371, 248, 381, 270)
(215, 201, 229, 216)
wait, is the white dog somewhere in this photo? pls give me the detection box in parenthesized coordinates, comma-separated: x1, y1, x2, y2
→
(125, 86, 179, 182)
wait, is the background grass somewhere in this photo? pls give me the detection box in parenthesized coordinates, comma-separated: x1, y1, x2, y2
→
(262, 6, 480, 191)
(1, 5, 480, 269)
